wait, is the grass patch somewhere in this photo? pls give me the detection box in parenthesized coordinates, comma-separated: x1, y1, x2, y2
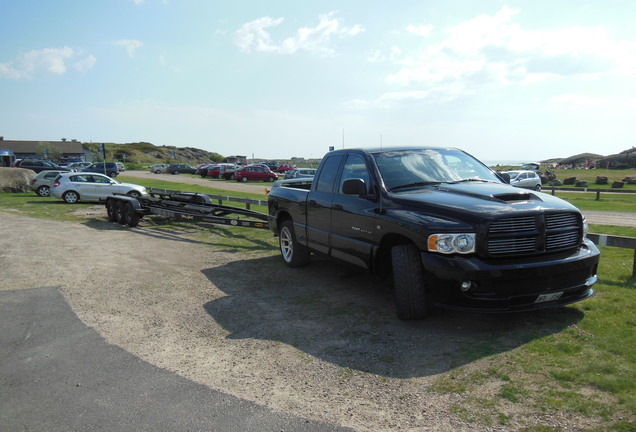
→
(550, 191, 636, 213)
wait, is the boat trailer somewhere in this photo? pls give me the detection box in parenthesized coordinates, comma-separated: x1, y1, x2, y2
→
(104, 191, 269, 229)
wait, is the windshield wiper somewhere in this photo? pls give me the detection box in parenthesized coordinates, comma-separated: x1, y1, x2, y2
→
(390, 181, 441, 191)
(446, 178, 495, 184)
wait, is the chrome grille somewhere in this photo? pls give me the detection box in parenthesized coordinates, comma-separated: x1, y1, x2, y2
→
(488, 237, 536, 254)
(487, 212, 581, 256)
(489, 216, 535, 233)
(546, 213, 578, 229)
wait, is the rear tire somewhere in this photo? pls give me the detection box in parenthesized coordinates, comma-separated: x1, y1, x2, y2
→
(241, 176, 248, 182)
(62, 191, 79, 204)
(37, 185, 50, 197)
(279, 220, 310, 267)
(391, 243, 431, 320)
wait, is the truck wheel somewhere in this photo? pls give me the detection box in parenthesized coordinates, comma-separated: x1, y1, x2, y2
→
(124, 202, 140, 227)
(279, 220, 310, 267)
(106, 199, 119, 222)
(391, 243, 431, 320)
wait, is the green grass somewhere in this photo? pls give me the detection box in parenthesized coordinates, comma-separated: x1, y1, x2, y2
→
(547, 190, 636, 213)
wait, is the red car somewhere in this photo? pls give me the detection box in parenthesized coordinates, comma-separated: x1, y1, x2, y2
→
(235, 165, 278, 182)
(277, 163, 296, 173)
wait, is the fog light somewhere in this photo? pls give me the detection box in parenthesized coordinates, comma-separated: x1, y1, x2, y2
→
(460, 281, 472, 292)
(585, 275, 598, 286)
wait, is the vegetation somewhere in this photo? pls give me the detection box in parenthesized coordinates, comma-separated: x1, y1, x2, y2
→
(82, 142, 226, 166)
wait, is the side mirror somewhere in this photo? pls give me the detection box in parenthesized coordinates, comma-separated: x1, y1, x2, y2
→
(498, 172, 511, 184)
(342, 178, 367, 196)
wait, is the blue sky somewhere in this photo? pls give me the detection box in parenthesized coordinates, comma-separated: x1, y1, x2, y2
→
(1, 1, 635, 162)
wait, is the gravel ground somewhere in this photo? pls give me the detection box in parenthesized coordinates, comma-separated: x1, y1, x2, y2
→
(2, 173, 632, 431)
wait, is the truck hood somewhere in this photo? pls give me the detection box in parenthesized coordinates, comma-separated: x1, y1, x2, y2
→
(388, 182, 581, 222)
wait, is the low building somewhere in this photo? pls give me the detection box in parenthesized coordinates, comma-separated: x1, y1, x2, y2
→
(0, 137, 85, 162)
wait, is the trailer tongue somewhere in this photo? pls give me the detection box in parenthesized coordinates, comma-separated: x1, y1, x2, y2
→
(104, 191, 269, 229)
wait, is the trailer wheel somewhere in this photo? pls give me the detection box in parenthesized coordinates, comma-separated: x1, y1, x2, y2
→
(106, 199, 119, 222)
(116, 201, 127, 225)
(391, 243, 431, 320)
(279, 220, 310, 267)
(123, 202, 140, 227)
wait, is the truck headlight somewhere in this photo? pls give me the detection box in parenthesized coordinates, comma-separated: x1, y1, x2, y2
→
(428, 233, 476, 254)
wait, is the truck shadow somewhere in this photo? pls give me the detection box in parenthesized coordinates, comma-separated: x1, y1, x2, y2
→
(202, 255, 583, 379)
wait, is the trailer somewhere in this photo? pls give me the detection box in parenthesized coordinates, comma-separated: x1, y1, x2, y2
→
(104, 191, 269, 229)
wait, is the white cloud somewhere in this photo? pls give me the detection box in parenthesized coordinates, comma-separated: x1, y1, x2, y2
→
(373, 6, 636, 105)
(406, 24, 433, 37)
(549, 94, 636, 109)
(234, 12, 363, 55)
(115, 39, 143, 57)
(0, 47, 95, 79)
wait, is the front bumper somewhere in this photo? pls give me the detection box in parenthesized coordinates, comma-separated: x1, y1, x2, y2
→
(421, 239, 600, 312)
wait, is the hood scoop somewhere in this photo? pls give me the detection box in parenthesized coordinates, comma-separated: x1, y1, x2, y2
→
(493, 192, 540, 202)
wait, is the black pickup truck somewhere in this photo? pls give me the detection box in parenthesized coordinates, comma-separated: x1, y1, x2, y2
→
(267, 147, 600, 320)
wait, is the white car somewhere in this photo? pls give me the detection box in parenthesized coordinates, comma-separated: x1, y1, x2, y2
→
(50, 172, 147, 203)
(504, 170, 542, 191)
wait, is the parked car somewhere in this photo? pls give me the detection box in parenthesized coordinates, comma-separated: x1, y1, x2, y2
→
(149, 163, 170, 174)
(195, 163, 216, 177)
(504, 170, 542, 191)
(50, 172, 147, 203)
(67, 161, 92, 171)
(166, 163, 196, 175)
(116, 162, 125, 172)
(277, 163, 297, 173)
(284, 168, 317, 179)
(81, 162, 120, 178)
(235, 165, 279, 182)
(30, 170, 67, 197)
(207, 163, 238, 180)
(14, 159, 70, 173)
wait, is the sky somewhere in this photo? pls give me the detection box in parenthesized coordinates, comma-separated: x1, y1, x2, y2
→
(1, 1, 635, 163)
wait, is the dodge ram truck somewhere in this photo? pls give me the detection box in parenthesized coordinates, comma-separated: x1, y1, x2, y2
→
(267, 147, 600, 320)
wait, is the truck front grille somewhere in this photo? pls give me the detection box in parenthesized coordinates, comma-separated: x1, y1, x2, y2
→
(487, 213, 581, 256)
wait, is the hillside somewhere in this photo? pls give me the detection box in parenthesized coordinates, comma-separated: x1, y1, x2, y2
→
(83, 142, 226, 165)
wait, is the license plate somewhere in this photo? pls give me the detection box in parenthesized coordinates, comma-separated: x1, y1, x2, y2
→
(535, 291, 563, 303)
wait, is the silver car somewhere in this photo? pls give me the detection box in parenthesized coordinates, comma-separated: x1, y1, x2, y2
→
(30, 170, 67, 197)
(505, 170, 542, 191)
(50, 172, 147, 203)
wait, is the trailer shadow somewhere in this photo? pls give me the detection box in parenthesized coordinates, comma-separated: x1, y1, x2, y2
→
(202, 255, 583, 379)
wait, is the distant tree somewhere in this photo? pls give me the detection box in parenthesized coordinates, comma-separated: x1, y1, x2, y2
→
(36, 142, 62, 161)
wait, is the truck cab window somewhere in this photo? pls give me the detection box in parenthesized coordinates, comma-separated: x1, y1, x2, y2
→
(340, 155, 370, 194)
(315, 155, 344, 193)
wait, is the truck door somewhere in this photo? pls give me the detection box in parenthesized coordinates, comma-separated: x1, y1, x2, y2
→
(306, 154, 344, 255)
(330, 154, 376, 269)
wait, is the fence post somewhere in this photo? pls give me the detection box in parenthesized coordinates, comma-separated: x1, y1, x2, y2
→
(596, 190, 600, 200)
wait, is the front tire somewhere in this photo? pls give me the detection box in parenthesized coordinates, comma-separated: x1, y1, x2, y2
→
(62, 191, 80, 204)
(37, 185, 50, 197)
(391, 243, 431, 320)
(279, 220, 310, 267)
(241, 176, 248, 182)
(534, 184, 542, 191)
(127, 191, 142, 198)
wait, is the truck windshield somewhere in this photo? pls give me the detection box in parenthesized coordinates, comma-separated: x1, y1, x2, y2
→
(372, 148, 502, 191)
